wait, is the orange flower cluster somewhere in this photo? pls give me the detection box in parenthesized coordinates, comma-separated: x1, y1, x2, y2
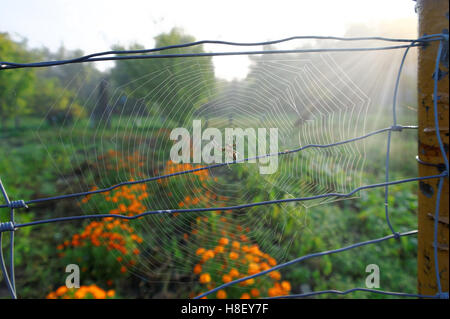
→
(97, 150, 145, 176)
(160, 160, 210, 183)
(104, 182, 149, 216)
(46, 285, 115, 299)
(58, 219, 143, 255)
(59, 159, 148, 276)
(193, 236, 291, 299)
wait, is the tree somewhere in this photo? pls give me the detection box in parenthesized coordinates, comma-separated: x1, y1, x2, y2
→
(30, 76, 85, 126)
(0, 33, 35, 129)
(110, 28, 216, 125)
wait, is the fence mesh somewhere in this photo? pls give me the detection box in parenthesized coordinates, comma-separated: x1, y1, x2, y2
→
(0, 33, 448, 300)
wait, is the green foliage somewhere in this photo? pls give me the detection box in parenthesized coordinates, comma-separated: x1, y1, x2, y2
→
(110, 28, 215, 125)
(0, 33, 35, 126)
(30, 77, 85, 126)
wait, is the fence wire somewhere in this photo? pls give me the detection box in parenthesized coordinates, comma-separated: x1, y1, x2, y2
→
(0, 33, 448, 300)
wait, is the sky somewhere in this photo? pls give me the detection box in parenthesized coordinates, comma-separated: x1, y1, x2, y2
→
(0, 0, 418, 80)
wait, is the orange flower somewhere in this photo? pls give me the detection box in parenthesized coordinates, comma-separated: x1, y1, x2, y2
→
(106, 290, 115, 298)
(248, 263, 260, 275)
(196, 248, 206, 256)
(217, 290, 227, 299)
(229, 251, 239, 260)
(229, 268, 239, 278)
(218, 237, 229, 246)
(120, 266, 127, 273)
(199, 273, 211, 284)
(281, 281, 291, 291)
(231, 241, 240, 250)
(268, 257, 277, 266)
(268, 287, 278, 297)
(250, 288, 260, 297)
(240, 293, 251, 299)
(269, 271, 281, 280)
(46, 292, 57, 299)
(222, 274, 232, 283)
(202, 250, 215, 262)
(55, 286, 68, 296)
(240, 278, 255, 286)
(214, 245, 224, 254)
(194, 264, 202, 274)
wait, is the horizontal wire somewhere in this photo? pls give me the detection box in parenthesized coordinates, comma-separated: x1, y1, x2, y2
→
(194, 230, 418, 299)
(1, 33, 446, 70)
(12, 173, 447, 230)
(0, 125, 418, 209)
(0, 44, 425, 70)
(265, 288, 439, 299)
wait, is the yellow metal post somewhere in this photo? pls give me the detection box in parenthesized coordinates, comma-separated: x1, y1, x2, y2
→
(416, 0, 449, 296)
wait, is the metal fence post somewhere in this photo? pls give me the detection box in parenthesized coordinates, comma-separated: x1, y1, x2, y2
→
(416, 0, 449, 296)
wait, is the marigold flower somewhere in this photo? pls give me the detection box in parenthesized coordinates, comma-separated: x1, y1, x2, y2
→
(241, 278, 255, 286)
(214, 245, 224, 254)
(199, 273, 211, 284)
(281, 281, 291, 291)
(75, 287, 88, 299)
(222, 274, 232, 283)
(46, 292, 57, 299)
(217, 290, 227, 299)
(269, 271, 281, 280)
(231, 241, 240, 250)
(229, 268, 239, 278)
(196, 247, 206, 256)
(250, 288, 260, 297)
(55, 286, 68, 296)
(193, 264, 202, 274)
(202, 250, 215, 262)
(218, 237, 229, 246)
(229, 251, 239, 260)
(268, 257, 277, 266)
(240, 293, 251, 299)
(248, 263, 260, 275)
(268, 287, 278, 297)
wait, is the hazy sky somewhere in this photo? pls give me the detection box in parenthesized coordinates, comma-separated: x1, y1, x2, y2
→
(0, 0, 418, 80)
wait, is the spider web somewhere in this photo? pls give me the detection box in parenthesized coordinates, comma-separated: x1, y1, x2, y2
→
(32, 49, 405, 291)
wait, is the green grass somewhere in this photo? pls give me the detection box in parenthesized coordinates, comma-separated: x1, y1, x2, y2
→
(0, 112, 420, 299)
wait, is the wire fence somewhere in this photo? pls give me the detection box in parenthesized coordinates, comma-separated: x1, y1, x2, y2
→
(0, 33, 448, 300)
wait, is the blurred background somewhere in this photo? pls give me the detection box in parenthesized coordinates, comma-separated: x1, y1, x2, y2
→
(0, 0, 422, 299)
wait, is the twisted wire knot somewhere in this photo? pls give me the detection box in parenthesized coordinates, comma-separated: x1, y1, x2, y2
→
(0, 221, 16, 232)
(390, 125, 403, 132)
(9, 200, 28, 209)
(438, 292, 449, 299)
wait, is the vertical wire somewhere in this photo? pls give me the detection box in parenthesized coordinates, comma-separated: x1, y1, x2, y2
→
(9, 207, 15, 292)
(384, 42, 415, 237)
(431, 40, 447, 295)
(0, 233, 17, 299)
(433, 177, 444, 294)
(0, 178, 16, 298)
